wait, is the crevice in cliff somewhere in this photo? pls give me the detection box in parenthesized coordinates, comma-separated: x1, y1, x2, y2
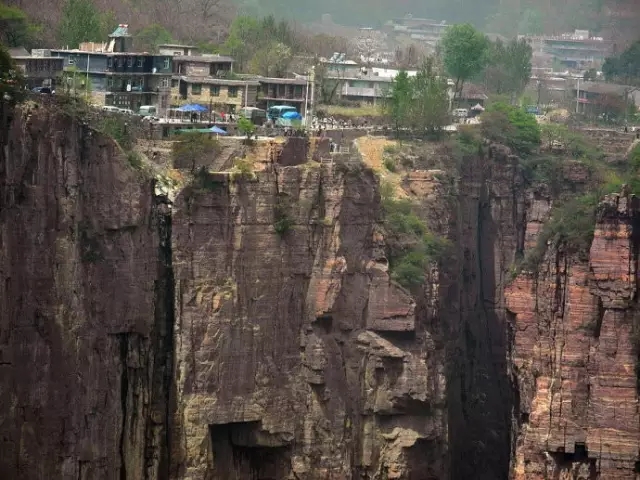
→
(447, 148, 518, 480)
(148, 194, 175, 480)
(117, 333, 129, 480)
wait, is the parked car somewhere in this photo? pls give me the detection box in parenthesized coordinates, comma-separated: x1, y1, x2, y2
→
(117, 108, 135, 115)
(101, 106, 121, 113)
(32, 87, 53, 94)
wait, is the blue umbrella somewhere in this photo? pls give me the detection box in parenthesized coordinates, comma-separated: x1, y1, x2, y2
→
(208, 126, 227, 135)
(281, 111, 302, 120)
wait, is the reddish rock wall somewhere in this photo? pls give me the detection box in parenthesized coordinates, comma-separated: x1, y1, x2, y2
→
(507, 193, 640, 479)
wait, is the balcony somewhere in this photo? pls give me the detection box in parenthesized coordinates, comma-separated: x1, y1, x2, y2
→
(258, 89, 305, 101)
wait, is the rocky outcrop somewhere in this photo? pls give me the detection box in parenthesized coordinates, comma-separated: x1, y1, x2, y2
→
(507, 192, 640, 479)
(0, 105, 174, 479)
(169, 163, 447, 479)
(0, 104, 448, 479)
(6, 100, 640, 480)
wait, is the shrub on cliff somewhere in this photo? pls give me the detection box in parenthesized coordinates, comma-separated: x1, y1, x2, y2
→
(0, 44, 26, 105)
(97, 115, 134, 151)
(520, 194, 598, 272)
(481, 102, 540, 154)
(171, 132, 221, 171)
(382, 196, 449, 289)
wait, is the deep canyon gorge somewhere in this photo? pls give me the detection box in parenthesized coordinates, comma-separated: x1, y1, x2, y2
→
(2, 102, 640, 480)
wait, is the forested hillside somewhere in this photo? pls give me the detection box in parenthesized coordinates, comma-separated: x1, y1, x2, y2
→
(1, 0, 639, 50)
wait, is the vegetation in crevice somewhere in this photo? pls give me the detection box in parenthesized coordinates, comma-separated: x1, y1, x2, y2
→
(381, 188, 449, 290)
(194, 166, 225, 192)
(274, 195, 294, 236)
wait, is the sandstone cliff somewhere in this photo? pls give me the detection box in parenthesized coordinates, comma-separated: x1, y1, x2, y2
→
(508, 192, 640, 479)
(3, 101, 640, 480)
(0, 105, 447, 479)
(0, 104, 174, 479)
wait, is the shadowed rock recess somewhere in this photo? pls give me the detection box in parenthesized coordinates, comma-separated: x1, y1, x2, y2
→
(2, 105, 640, 479)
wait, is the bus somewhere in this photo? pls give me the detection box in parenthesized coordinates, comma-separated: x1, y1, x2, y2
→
(267, 105, 298, 122)
(239, 107, 267, 126)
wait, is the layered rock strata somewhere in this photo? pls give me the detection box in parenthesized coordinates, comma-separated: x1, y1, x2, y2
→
(169, 163, 447, 479)
(508, 192, 640, 479)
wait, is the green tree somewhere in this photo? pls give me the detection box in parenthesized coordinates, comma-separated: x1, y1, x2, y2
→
(135, 24, 173, 53)
(409, 57, 449, 134)
(482, 38, 532, 101)
(237, 117, 256, 139)
(481, 102, 540, 154)
(58, 0, 110, 48)
(603, 41, 640, 86)
(0, 43, 26, 105)
(441, 23, 489, 102)
(171, 132, 220, 171)
(0, 3, 39, 47)
(248, 42, 292, 77)
(384, 69, 412, 138)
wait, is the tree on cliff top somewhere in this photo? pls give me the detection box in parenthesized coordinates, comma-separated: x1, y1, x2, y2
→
(384, 70, 412, 138)
(0, 44, 26, 105)
(441, 23, 489, 102)
(481, 102, 540, 154)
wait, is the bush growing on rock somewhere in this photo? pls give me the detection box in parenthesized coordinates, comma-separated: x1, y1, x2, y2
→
(171, 132, 221, 171)
(382, 195, 449, 289)
(481, 102, 540, 154)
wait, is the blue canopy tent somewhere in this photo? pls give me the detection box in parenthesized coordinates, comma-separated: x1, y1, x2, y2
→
(208, 126, 227, 134)
(281, 111, 302, 120)
(177, 104, 207, 112)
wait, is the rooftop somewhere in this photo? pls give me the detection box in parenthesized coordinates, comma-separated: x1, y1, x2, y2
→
(177, 75, 260, 86)
(8, 47, 29, 57)
(109, 24, 131, 38)
(173, 54, 234, 63)
(158, 43, 197, 49)
(50, 49, 168, 57)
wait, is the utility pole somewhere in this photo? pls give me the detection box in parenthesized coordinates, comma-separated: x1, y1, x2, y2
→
(575, 77, 580, 114)
(309, 66, 315, 129)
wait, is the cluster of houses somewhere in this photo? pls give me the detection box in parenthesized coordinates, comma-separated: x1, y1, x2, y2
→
(9, 22, 638, 123)
(9, 22, 490, 119)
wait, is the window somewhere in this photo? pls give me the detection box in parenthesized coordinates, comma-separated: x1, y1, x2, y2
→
(171, 79, 178, 88)
(348, 81, 355, 87)
(191, 83, 202, 95)
(228, 86, 238, 97)
(210, 85, 220, 96)
(294, 85, 302, 97)
(137, 58, 142, 67)
(368, 82, 374, 89)
(127, 57, 133, 67)
(68, 57, 75, 65)
(161, 77, 169, 88)
(107, 57, 112, 68)
(163, 58, 170, 70)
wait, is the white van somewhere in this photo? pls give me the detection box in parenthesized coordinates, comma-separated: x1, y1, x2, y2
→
(138, 105, 157, 117)
(101, 105, 121, 113)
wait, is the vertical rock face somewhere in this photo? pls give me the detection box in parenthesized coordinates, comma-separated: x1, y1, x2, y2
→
(169, 164, 447, 479)
(444, 144, 525, 480)
(507, 193, 640, 479)
(0, 106, 173, 480)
